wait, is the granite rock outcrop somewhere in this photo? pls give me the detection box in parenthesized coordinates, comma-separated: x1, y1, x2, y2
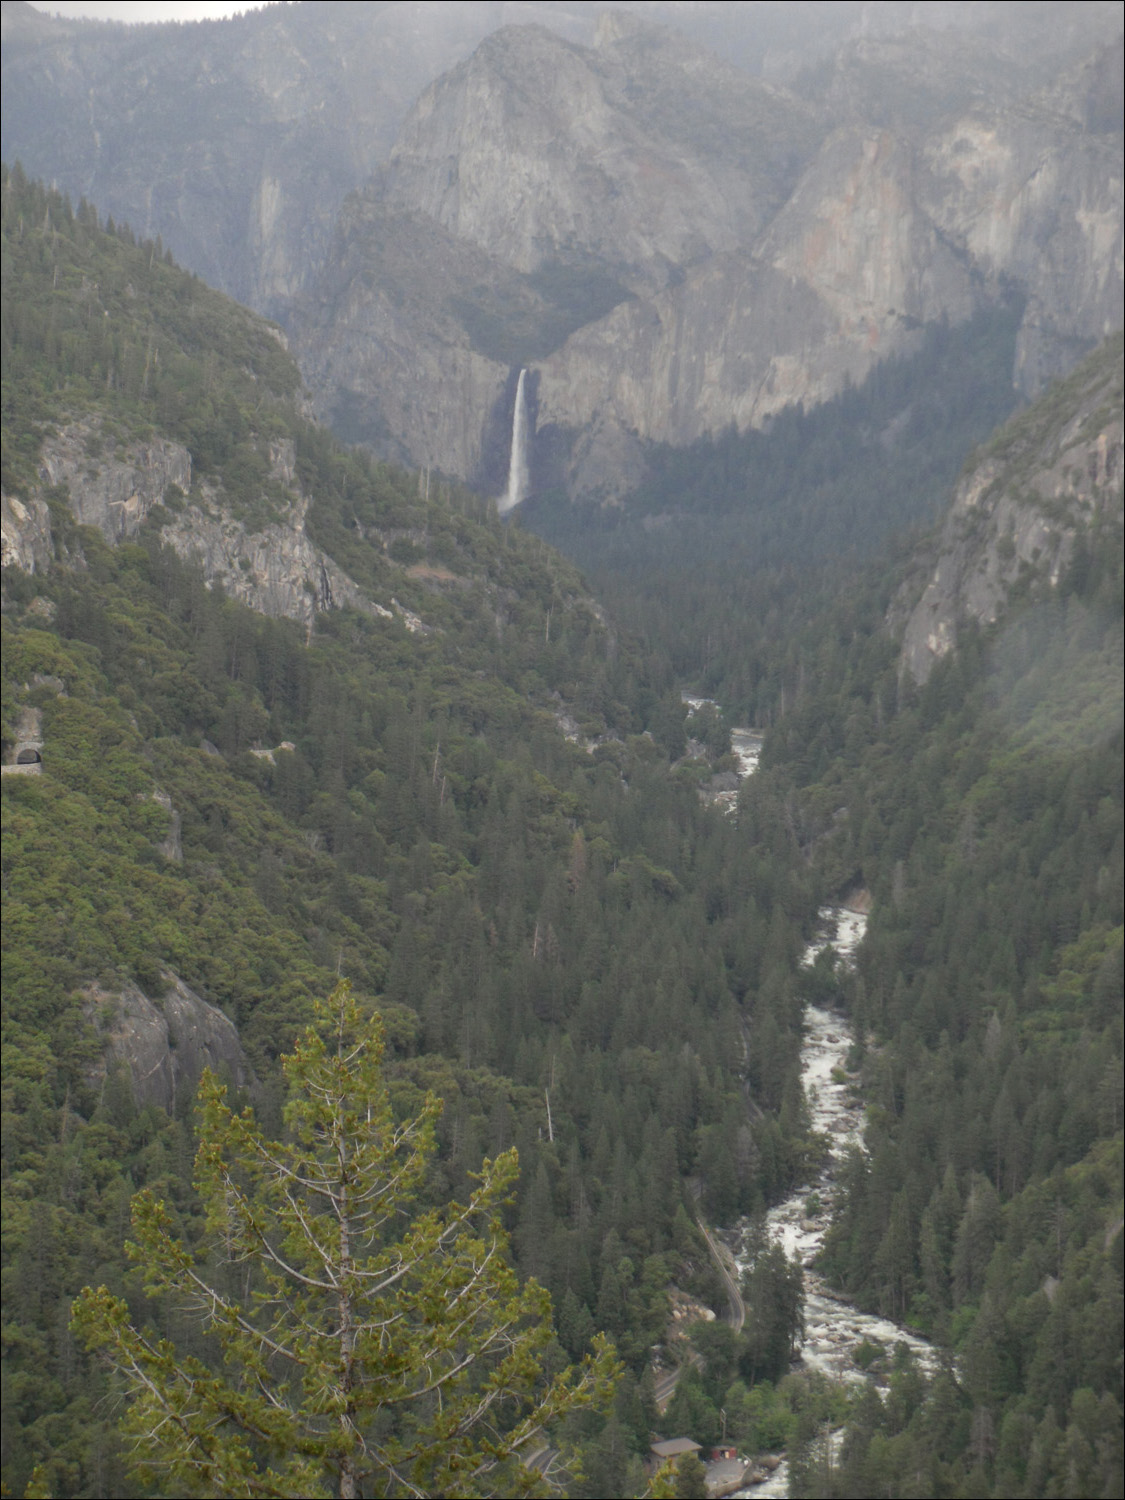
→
(899, 334, 1124, 684)
(4, 424, 391, 630)
(84, 972, 251, 1114)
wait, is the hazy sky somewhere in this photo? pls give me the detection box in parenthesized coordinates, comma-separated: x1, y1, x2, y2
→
(29, 3, 270, 21)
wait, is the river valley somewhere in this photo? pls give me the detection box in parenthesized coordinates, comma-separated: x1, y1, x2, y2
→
(686, 698, 939, 1494)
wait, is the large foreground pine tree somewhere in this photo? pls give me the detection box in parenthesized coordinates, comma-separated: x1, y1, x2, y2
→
(73, 983, 616, 1498)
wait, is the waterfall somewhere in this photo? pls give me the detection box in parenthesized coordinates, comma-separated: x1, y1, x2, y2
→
(499, 368, 529, 514)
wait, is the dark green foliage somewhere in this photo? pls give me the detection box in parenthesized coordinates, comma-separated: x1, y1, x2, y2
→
(8, 156, 1119, 1498)
(671, 1451, 708, 1499)
(1, 171, 829, 1499)
(71, 984, 619, 1500)
(740, 1233, 806, 1387)
(538, 329, 1122, 1496)
(1, 166, 297, 505)
(746, 347, 1124, 1498)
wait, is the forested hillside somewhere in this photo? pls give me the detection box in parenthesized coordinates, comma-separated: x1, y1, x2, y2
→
(527, 300, 1123, 1494)
(2, 57, 1122, 1486)
(1, 169, 834, 1499)
(748, 339, 1124, 1498)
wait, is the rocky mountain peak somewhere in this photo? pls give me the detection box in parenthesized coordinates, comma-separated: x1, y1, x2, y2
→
(381, 16, 812, 293)
(12, 3, 1114, 506)
(293, 4, 1121, 501)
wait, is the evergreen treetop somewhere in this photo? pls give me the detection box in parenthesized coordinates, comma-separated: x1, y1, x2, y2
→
(72, 982, 618, 1499)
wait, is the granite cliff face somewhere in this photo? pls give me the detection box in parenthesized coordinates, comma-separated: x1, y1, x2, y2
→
(0, 0, 856, 318)
(84, 972, 251, 1114)
(6, 2, 1122, 503)
(293, 12, 824, 490)
(1, 424, 392, 630)
(0, 491, 52, 574)
(295, 7, 1123, 500)
(919, 46, 1125, 394)
(532, 121, 982, 489)
(39, 426, 193, 543)
(381, 16, 820, 293)
(292, 203, 524, 483)
(3, 0, 381, 317)
(1, 0, 627, 316)
(899, 334, 1124, 684)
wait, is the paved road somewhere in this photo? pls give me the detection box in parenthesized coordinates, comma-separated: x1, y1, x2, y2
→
(653, 1216, 746, 1412)
(653, 1363, 682, 1413)
(698, 1219, 746, 1333)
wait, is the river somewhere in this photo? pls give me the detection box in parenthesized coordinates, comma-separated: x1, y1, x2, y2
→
(730, 907, 939, 1496)
(681, 695, 938, 1493)
(682, 695, 763, 812)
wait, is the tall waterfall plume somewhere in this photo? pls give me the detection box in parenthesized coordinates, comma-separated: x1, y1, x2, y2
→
(499, 368, 530, 514)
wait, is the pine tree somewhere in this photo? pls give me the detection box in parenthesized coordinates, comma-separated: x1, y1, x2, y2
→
(73, 982, 617, 1499)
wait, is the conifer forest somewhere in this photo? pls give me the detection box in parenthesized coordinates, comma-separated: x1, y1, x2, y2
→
(1, 4, 1122, 1497)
